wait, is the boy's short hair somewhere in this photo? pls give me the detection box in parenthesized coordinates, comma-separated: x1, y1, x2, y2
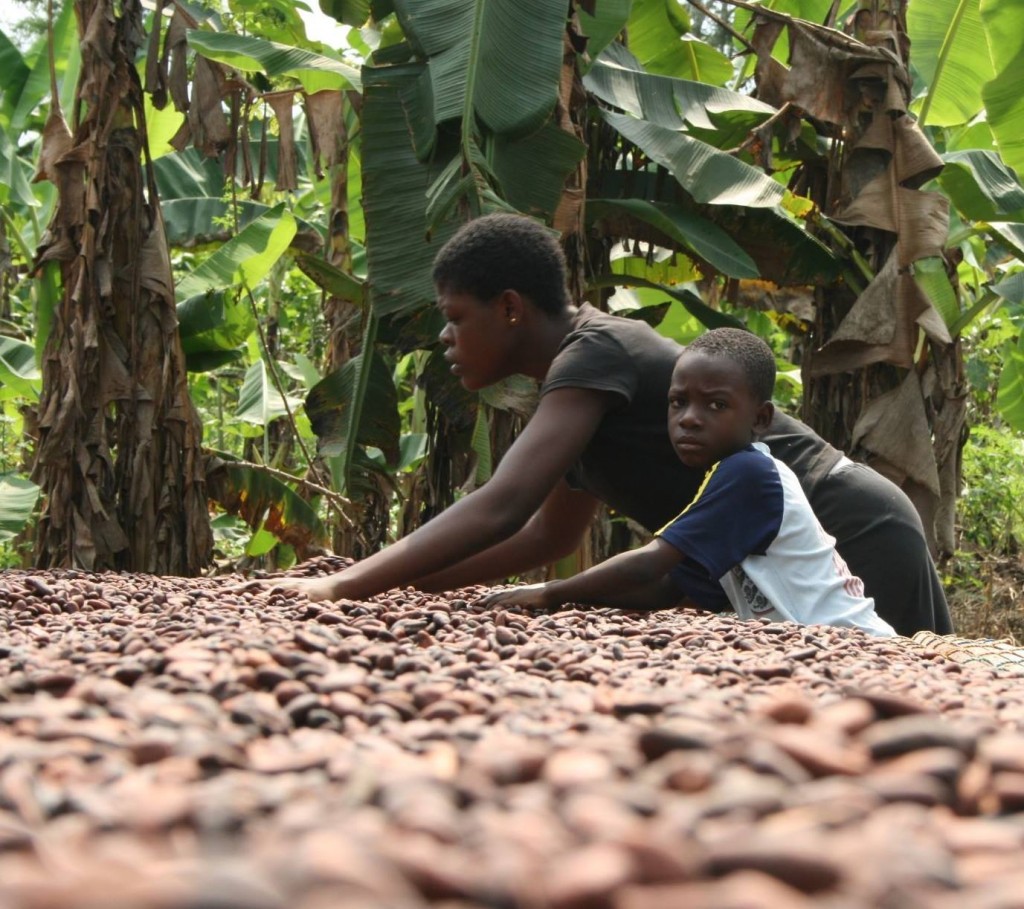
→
(432, 213, 570, 315)
(686, 328, 776, 402)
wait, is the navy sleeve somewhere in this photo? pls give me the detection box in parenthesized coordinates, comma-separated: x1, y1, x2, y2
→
(657, 448, 784, 581)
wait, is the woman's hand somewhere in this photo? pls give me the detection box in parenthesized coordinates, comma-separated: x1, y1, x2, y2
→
(477, 583, 556, 611)
(227, 574, 345, 603)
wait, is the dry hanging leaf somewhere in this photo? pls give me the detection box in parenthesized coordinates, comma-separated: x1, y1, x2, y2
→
(305, 90, 344, 178)
(267, 91, 298, 191)
(188, 55, 231, 157)
(852, 371, 942, 498)
(165, 4, 194, 113)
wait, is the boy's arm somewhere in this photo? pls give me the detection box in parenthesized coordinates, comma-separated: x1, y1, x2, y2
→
(480, 539, 684, 611)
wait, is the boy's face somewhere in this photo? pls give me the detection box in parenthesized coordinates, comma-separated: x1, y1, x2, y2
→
(667, 351, 773, 469)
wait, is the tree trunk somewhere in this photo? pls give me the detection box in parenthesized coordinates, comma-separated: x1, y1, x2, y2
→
(31, 0, 212, 573)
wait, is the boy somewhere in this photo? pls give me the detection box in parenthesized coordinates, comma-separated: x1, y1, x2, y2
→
(479, 327, 896, 637)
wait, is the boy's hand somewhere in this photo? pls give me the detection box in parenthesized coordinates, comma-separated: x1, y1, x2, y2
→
(477, 583, 554, 610)
(226, 575, 344, 602)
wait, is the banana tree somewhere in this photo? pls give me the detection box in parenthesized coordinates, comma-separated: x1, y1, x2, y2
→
(29, 0, 213, 573)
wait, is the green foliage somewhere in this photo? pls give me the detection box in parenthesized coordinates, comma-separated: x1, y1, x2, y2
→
(959, 423, 1024, 553)
(0, 0, 1022, 574)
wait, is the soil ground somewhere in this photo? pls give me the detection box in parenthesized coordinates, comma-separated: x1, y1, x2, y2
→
(945, 551, 1024, 643)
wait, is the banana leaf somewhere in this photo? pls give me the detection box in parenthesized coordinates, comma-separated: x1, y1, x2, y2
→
(187, 29, 361, 90)
(575, 0, 631, 66)
(206, 453, 328, 552)
(980, 0, 1024, 179)
(177, 290, 257, 371)
(0, 474, 39, 543)
(589, 197, 759, 279)
(361, 62, 459, 318)
(319, 0, 371, 27)
(584, 42, 776, 132)
(997, 333, 1024, 431)
(491, 124, 587, 222)
(600, 109, 785, 208)
(175, 204, 297, 302)
(626, 0, 732, 86)
(992, 271, 1024, 305)
(939, 150, 1024, 222)
(909, 0, 992, 126)
(589, 272, 743, 330)
(0, 336, 41, 400)
(235, 359, 306, 427)
(392, 0, 565, 137)
(305, 347, 401, 466)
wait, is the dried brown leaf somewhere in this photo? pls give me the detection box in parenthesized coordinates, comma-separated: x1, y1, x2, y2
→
(188, 56, 231, 157)
(852, 371, 941, 497)
(304, 90, 344, 178)
(267, 91, 298, 192)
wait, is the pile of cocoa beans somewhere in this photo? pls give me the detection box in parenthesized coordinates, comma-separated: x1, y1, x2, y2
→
(2, 558, 1024, 908)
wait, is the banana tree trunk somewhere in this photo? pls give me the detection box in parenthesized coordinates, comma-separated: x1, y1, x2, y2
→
(31, 0, 212, 573)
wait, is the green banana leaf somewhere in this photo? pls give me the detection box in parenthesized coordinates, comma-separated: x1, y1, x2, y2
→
(909, 0, 993, 127)
(235, 359, 306, 427)
(392, 0, 565, 137)
(6, 1, 78, 134)
(589, 198, 759, 278)
(0, 30, 30, 129)
(589, 272, 743, 330)
(988, 222, 1024, 260)
(175, 204, 297, 302)
(913, 257, 961, 329)
(627, 0, 733, 86)
(294, 254, 366, 302)
(592, 169, 838, 286)
(600, 109, 785, 208)
(206, 453, 328, 552)
(491, 124, 587, 223)
(232, 0, 311, 46)
(939, 150, 1024, 222)
(177, 290, 257, 371)
(0, 474, 39, 543)
(584, 42, 776, 132)
(0, 336, 41, 400)
(361, 62, 459, 318)
(980, 0, 1024, 179)
(187, 30, 362, 90)
(0, 127, 37, 210)
(305, 348, 401, 466)
(319, 0, 371, 27)
(992, 271, 1024, 305)
(576, 0, 631, 66)
(154, 147, 318, 246)
(469, 404, 492, 486)
(997, 333, 1024, 430)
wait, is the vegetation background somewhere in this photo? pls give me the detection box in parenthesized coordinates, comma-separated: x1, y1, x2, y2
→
(1, 0, 1022, 637)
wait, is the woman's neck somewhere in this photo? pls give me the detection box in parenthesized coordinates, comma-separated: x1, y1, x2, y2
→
(520, 304, 578, 380)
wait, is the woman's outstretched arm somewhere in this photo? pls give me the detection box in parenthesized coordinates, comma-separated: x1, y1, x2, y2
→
(242, 387, 615, 601)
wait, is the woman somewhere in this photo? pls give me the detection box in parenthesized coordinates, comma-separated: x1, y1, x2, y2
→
(253, 213, 951, 636)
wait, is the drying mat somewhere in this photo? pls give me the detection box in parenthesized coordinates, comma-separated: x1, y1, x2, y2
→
(909, 630, 1024, 674)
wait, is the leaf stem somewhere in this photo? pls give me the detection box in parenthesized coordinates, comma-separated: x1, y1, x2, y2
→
(243, 284, 354, 532)
(918, 0, 970, 127)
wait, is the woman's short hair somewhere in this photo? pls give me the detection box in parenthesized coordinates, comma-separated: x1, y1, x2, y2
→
(432, 213, 570, 315)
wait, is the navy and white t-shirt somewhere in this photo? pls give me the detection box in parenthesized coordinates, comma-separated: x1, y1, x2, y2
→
(656, 443, 896, 637)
